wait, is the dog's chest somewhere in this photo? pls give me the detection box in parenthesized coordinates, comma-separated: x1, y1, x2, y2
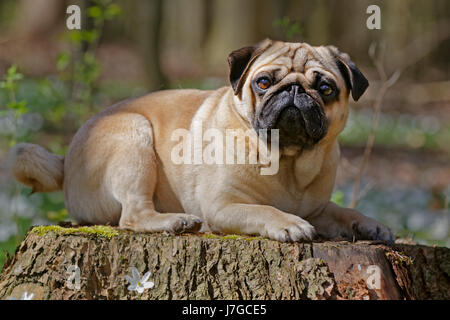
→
(267, 147, 336, 214)
(281, 148, 326, 189)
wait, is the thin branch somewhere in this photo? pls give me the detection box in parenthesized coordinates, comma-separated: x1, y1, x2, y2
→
(349, 43, 400, 209)
(349, 20, 450, 209)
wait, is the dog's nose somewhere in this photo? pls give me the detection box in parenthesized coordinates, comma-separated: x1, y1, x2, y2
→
(285, 84, 304, 95)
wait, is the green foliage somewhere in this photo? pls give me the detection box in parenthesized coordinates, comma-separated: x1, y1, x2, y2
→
(331, 190, 345, 207)
(339, 109, 450, 153)
(57, 0, 122, 120)
(273, 17, 303, 40)
(0, 65, 32, 271)
(88, 1, 121, 23)
(0, 65, 28, 146)
(0, 236, 19, 272)
(0, 213, 33, 272)
(46, 209, 69, 223)
(0, 65, 23, 93)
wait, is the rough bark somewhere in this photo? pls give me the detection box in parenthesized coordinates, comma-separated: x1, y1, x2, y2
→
(0, 226, 449, 300)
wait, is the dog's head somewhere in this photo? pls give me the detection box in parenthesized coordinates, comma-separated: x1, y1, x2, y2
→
(228, 39, 368, 149)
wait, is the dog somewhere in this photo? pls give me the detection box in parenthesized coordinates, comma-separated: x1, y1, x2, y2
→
(9, 39, 394, 243)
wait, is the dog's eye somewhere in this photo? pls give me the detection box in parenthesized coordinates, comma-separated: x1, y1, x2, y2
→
(319, 84, 333, 96)
(256, 77, 272, 90)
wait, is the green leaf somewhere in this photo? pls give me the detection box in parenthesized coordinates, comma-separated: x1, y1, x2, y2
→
(67, 30, 84, 44)
(6, 100, 28, 115)
(82, 30, 100, 44)
(6, 65, 23, 80)
(105, 4, 121, 20)
(47, 208, 69, 223)
(88, 6, 102, 19)
(273, 17, 303, 40)
(273, 17, 290, 28)
(8, 138, 17, 148)
(331, 190, 345, 206)
(7, 64, 17, 76)
(286, 23, 302, 39)
(56, 52, 71, 71)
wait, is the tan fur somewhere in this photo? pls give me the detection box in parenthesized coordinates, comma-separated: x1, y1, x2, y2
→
(9, 40, 394, 242)
(9, 143, 64, 192)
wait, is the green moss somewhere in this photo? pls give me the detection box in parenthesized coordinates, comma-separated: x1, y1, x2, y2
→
(31, 225, 119, 239)
(222, 235, 242, 240)
(245, 236, 263, 241)
(201, 233, 221, 239)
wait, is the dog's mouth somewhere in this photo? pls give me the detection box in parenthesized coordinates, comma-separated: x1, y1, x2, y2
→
(254, 84, 328, 148)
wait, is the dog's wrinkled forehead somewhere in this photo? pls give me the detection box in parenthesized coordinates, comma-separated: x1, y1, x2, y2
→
(251, 41, 339, 80)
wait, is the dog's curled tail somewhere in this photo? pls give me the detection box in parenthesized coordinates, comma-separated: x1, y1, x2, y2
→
(7, 143, 64, 193)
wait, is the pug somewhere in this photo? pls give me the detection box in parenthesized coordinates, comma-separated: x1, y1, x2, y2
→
(9, 39, 394, 243)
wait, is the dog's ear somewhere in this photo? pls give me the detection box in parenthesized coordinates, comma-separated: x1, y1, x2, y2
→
(228, 39, 272, 96)
(328, 46, 369, 101)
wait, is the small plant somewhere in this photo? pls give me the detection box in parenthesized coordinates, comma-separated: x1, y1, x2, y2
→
(57, 0, 121, 114)
(0, 64, 31, 251)
(273, 17, 303, 40)
(331, 190, 345, 207)
(0, 65, 28, 147)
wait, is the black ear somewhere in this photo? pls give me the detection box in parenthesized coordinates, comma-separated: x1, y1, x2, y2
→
(227, 39, 272, 96)
(336, 58, 369, 101)
(227, 46, 258, 95)
(328, 47, 369, 101)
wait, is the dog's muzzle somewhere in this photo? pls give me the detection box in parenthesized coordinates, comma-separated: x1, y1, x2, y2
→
(255, 84, 328, 148)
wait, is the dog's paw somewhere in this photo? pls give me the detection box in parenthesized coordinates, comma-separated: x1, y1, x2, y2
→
(352, 217, 395, 244)
(170, 214, 203, 233)
(120, 213, 203, 234)
(264, 214, 316, 242)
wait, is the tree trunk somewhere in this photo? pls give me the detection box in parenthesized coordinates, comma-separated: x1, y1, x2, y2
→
(0, 226, 449, 300)
(125, 0, 167, 91)
(203, 0, 259, 73)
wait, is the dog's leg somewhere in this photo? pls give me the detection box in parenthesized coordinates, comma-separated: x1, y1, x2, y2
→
(306, 202, 394, 243)
(206, 203, 316, 242)
(105, 113, 202, 233)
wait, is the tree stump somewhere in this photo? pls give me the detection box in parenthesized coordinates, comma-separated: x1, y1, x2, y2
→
(0, 225, 449, 300)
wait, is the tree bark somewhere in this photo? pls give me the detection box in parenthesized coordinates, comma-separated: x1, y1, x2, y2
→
(0, 226, 449, 300)
(124, 0, 167, 91)
(203, 0, 259, 73)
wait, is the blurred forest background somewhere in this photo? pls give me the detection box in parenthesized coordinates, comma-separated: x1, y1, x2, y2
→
(0, 0, 449, 269)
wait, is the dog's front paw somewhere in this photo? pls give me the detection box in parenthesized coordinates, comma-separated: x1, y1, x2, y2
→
(170, 214, 203, 233)
(352, 217, 395, 244)
(264, 214, 316, 242)
(121, 212, 203, 234)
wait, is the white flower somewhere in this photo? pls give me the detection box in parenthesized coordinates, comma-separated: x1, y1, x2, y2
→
(8, 291, 34, 300)
(125, 267, 155, 294)
(21, 292, 34, 300)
